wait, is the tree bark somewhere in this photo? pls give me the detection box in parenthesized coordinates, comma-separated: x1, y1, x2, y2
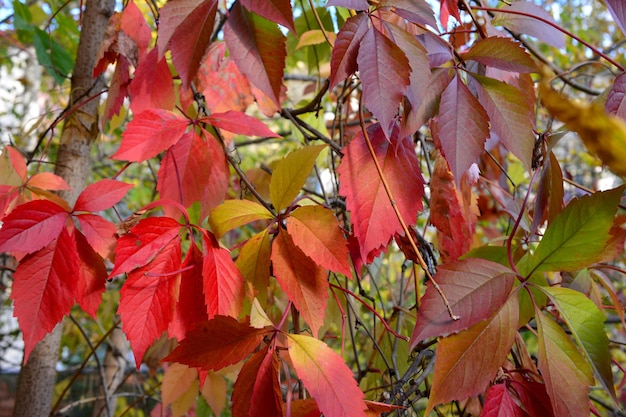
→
(12, 1, 115, 416)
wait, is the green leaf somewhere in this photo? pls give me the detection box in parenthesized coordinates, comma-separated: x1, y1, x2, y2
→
(535, 311, 593, 417)
(525, 186, 624, 274)
(33, 27, 74, 85)
(269, 144, 325, 211)
(540, 286, 616, 403)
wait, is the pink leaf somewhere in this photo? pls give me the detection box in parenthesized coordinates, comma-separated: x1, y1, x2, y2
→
(112, 109, 188, 162)
(357, 26, 410, 136)
(337, 123, 424, 263)
(240, 0, 295, 33)
(0, 199, 68, 254)
(606, 72, 626, 121)
(491, 2, 565, 49)
(329, 13, 369, 89)
(225, 2, 286, 109)
(128, 48, 176, 114)
(74, 179, 133, 212)
(381, 0, 436, 28)
(119, 237, 182, 367)
(326, 0, 369, 10)
(201, 110, 279, 138)
(605, 0, 626, 36)
(435, 74, 490, 182)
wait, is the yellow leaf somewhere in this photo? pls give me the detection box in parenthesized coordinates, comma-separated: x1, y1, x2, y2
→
(162, 363, 198, 417)
(209, 199, 273, 238)
(539, 79, 626, 177)
(201, 370, 227, 416)
(250, 297, 274, 328)
(296, 29, 336, 48)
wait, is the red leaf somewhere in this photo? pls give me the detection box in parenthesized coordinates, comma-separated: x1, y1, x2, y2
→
(12, 228, 79, 361)
(74, 229, 107, 317)
(74, 179, 133, 212)
(440, 0, 461, 27)
(6, 146, 27, 180)
(410, 258, 516, 349)
(224, 2, 286, 109)
(110, 217, 182, 277)
(112, 109, 188, 162)
(425, 296, 519, 414)
(508, 379, 555, 417)
(337, 123, 424, 263)
(435, 74, 490, 182)
(606, 72, 626, 121)
(232, 344, 283, 417)
(199, 129, 231, 219)
(605, 0, 626, 36)
(128, 48, 176, 115)
(202, 232, 245, 319)
(164, 316, 269, 370)
(464, 37, 538, 73)
(326, 0, 369, 10)
(120, 1, 151, 56)
(357, 26, 410, 136)
(240, 0, 295, 33)
(329, 13, 369, 89)
(167, 0, 218, 88)
(27, 172, 71, 191)
(75, 213, 117, 260)
(481, 384, 526, 417)
(169, 243, 208, 341)
(288, 333, 367, 417)
(364, 400, 405, 416)
(271, 229, 329, 337)
(196, 42, 254, 113)
(119, 237, 182, 367)
(0, 199, 68, 254)
(200, 110, 279, 138)
(286, 205, 351, 275)
(429, 150, 472, 262)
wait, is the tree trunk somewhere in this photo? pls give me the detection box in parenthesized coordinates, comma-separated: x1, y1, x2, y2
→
(12, 1, 115, 416)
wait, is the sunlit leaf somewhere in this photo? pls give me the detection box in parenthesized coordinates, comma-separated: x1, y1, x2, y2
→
(491, 2, 565, 48)
(464, 37, 538, 73)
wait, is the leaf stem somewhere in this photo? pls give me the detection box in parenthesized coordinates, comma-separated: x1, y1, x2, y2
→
(357, 99, 459, 321)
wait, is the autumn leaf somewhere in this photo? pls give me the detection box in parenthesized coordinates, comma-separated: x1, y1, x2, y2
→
(128, 48, 176, 114)
(162, 363, 199, 417)
(112, 109, 188, 162)
(337, 123, 424, 263)
(201, 371, 227, 416)
(425, 295, 519, 414)
(73, 229, 107, 318)
(481, 384, 526, 417)
(209, 199, 273, 238)
(535, 310, 593, 417)
(269, 144, 325, 212)
(164, 316, 270, 371)
(11, 227, 79, 361)
(75, 213, 117, 260)
(240, 0, 295, 33)
(381, 0, 437, 27)
(464, 37, 538, 73)
(73, 179, 133, 212)
(200, 110, 280, 138)
(225, 2, 286, 109)
(288, 333, 367, 417)
(286, 205, 351, 275)
(119, 237, 182, 367)
(236, 230, 272, 303)
(329, 13, 369, 89)
(410, 258, 516, 348)
(490, 2, 565, 49)
(435, 74, 490, 182)
(271, 229, 329, 337)
(357, 25, 410, 137)
(605, 72, 626, 120)
(532, 152, 564, 233)
(232, 344, 283, 417)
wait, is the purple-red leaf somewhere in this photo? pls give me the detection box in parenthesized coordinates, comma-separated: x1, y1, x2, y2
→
(481, 384, 526, 417)
(605, 0, 626, 36)
(326, 0, 369, 10)
(357, 26, 410, 136)
(224, 2, 286, 109)
(329, 13, 369, 89)
(490, 2, 565, 49)
(240, 0, 295, 33)
(606, 72, 626, 121)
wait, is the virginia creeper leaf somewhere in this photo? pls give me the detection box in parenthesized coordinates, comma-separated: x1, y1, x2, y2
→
(162, 363, 198, 412)
(380, 0, 437, 28)
(605, 0, 626, 36)
(490, 2, 565, 49)
(110, 216, 182, 277)
(509, 378, 555, 417)
(410, 258, 516, 348)
(112, 109, 188, 162)
(75, 213, 117, 260)
(164, 316, 269, 370)
(74, 179, 133, 212)
(236, 229, 272, 303)
(200, 110, 280, 138)
(202, 232, 245, 318)
(103, 57, 131, 123)
(11, 227, 79, 361)
(425, 295, 518, 415)
(326, 0, 369, 10)
(296, 29, 336, 49)
(27, 172, 71, 191)
(225, 2, 286, 109)
(540, 286, 616, 402)
(605, 72, 626, 121)
(532, 152, 564, 233)
(269, 144, 325, 212)
(128, 48, 176, 114)
(464, 37, 538, 73)
(240, 0, 295, 33)
(119, 237, 182, 367)
(357, 26, 410, 136)
(435, 74, 490, 182)
(471, 74, 535, 171)
(481, 384, 526, 417)
(6, 145, 27, 180)
(0, 199, 68, 254)
(201, 371, 227, 416)
(526, 186, 624, 275)
(74, 229, 107, 318)
(286, 205, 351, 275)
(535, 310, 593, 417)
(209, 199, 273, 238)
(271, 229, 328, 337)
(288, 333, 367, 417)
(232, 344, 283, 417)
(337, 123, 424, 263)
(329, 13, 368, 89)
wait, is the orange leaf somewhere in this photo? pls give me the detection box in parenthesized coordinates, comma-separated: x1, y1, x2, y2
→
(236, 230, 272, 304)
(26, 172, 70, 191)
(286, 205, 351, 275)
(200, 370, 227, 416)
(162, 363, 198, 412)
(288, 334, 367, 417)
(271, 229, 329, 337)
